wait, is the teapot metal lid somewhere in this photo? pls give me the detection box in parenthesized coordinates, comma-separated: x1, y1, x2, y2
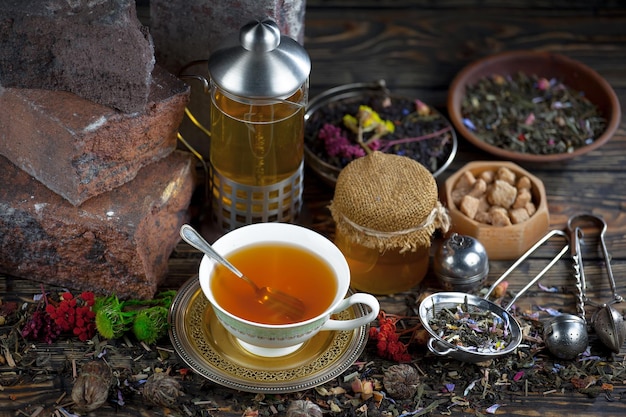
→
(207, 18, 311, 99)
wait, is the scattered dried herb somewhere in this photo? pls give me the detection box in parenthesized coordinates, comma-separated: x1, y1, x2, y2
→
(461, 72, 607, 154)
(6, 280, 626, 416)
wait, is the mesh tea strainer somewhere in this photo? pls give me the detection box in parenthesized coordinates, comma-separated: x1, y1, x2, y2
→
(419, 229, 575, 363)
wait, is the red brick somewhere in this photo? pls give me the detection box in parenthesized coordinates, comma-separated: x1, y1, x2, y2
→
(0, 66, 190, 206)
(0, 0, 155, 113)
(0, 151, 196, 300)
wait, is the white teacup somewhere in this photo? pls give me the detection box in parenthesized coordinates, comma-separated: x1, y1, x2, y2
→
(198, 222, 380, 357)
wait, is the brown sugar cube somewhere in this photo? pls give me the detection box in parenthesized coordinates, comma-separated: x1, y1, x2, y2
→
(513, 188, 532, 209)
(525, 201, 537, 216)
(490, 206, 512, 227)
(496, 167, 517, 185)
(509, 207, 530, 224)
(459, 194, 481, 219)
(479, 169, 495, 184)
(475, 210, 492, 224)
(487, 180, 518, 208)
(455, 170, 477, 190)
(468, 178, 487, 198)
(478, 195, 491, 212)
(516, 175, 532, 190)
(451, 188, 467, 206)
(451, 170, 477, 205)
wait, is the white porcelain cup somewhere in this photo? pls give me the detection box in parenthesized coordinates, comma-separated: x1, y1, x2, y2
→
(198, 223, 380, 357)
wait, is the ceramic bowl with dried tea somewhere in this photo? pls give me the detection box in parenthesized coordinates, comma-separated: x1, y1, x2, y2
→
(305, 81, 457, 187)
(447, 51, 621, 162)
(443, 161, 549, 260)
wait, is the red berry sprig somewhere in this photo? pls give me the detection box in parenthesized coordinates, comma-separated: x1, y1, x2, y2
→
(368, 311, 412, 363)
(23, 290, 96, 343)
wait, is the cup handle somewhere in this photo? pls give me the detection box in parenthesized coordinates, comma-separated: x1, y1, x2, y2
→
(320, 293, 380, 331)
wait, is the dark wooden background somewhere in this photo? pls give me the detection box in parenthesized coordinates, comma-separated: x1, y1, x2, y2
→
(3, 1, 626, 416)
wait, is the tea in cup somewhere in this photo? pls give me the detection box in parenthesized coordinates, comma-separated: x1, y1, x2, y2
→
(198, 222, 380, 357)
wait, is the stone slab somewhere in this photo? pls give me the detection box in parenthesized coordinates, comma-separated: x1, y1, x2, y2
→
(0, 151, 196, 300)
(0, 66, 190, 206)
(0, 0, 155, 113)
(149, 0, 306, 74)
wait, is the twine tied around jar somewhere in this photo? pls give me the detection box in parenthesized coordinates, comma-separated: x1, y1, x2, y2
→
(329, 151, 450, 253)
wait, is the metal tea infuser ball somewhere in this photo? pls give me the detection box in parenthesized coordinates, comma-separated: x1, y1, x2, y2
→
(434, 233, 489, 292)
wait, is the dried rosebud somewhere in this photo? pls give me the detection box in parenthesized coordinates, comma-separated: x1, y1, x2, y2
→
(415, 99, 430, 116)
(536, 77, 551, 91)
(350, 377, 375, 400)
(286, 400, 323, 417)
(491, 281, 509, 298)
(412, 328, 431, 346)
(416, 290, 434, 304)
(492, 74, 506, 85)
(71, 360, 113, 412)
(383, 364, 420, 400)
(141, 372, 184, 408)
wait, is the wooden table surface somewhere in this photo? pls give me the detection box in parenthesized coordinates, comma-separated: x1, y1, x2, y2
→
(3, 2, 626, 416)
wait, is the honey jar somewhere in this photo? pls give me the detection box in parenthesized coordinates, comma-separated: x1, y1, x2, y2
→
(329, 151, 450, 294)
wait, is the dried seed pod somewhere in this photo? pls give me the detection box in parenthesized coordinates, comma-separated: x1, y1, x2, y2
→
(383, 364, 420, 400)
(71, 360, 114, 412)
(141, 372, 184, 408)
(286, 400, 323, 417)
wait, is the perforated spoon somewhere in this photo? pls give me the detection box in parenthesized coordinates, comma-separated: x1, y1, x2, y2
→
(180, 224, 306, 321)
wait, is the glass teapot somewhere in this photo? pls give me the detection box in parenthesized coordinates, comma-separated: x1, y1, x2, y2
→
(187, 18, 311, 231)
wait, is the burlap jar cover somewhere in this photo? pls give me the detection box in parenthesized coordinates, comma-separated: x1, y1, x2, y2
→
(329, 151, 450, 253)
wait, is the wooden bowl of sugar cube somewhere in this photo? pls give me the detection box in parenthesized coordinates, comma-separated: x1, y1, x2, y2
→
(443, 161, 549, 260)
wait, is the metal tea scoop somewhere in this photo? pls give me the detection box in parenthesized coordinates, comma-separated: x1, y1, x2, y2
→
(180, 224, 306, 321)
(568, 214, 626, 353)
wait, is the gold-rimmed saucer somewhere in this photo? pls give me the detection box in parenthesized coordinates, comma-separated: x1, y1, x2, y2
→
(168, 276, 369, 393)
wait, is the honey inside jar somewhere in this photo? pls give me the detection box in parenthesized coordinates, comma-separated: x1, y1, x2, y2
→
(334, 230, 430, 294)
(210, 243, 338, 325)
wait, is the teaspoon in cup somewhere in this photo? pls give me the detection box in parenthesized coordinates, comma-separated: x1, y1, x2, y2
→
(180, 224, 306, 321)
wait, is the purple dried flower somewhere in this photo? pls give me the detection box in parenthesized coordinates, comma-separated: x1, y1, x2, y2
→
(462, 118, 477, 131)
(318, 123, 372, 160)
(22, 310, 62, 344)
